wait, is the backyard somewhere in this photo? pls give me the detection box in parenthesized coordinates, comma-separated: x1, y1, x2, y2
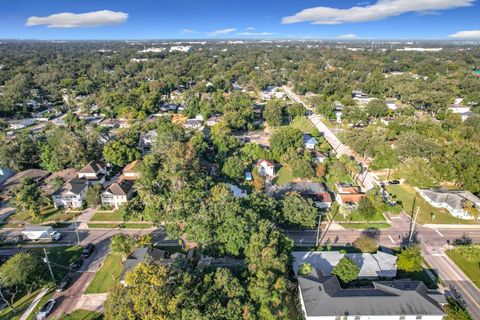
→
(387, 184, 480, 225)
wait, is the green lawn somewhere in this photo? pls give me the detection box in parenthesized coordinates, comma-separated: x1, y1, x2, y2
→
(91, 210, 124, 221)
(62, 309, 103, 320)
(26, 289, 55, 320)
(0, 288, 43, 320)
(29, 246, 82, 281)
(338, 222, 391, 230)
(8, 205, 81, 225)
(387, 184, 479, 225)
(290, 116, 315, 134)
(85, 254, 123, 294)
(333, 210, 387, 223)
(447, 250, 480, 289)
(87, 223, 153, 229)
(274, 167, 295, 185)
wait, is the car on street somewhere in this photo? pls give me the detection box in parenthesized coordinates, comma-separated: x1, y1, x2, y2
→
(36, 298, 56, 320)
(81, 243, 95, 258)
(388, 180, 400, 185)
(68, 257, 83, 273)
(56, 275, 71, 292)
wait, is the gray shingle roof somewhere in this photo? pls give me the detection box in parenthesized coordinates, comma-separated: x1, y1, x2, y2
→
(420, 189, 480, 209)
(299, 272, 445, 317)
(53, 178, 88, 196)
(292, 251, 398, 278)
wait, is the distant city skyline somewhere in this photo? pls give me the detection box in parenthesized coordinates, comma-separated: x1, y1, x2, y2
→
(1, 0, 480, 40)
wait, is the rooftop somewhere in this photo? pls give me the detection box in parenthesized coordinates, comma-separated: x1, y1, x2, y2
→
(420, 189, 480, 209)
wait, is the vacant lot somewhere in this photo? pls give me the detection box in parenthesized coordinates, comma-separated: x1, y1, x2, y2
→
(91, 210, 124, 221)
(85, 254, 123, 294)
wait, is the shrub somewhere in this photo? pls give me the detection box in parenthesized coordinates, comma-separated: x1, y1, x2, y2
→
(298, 263, 313, 276)
(353, 235, 379, 253)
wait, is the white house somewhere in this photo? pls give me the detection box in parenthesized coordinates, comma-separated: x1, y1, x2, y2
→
(184, 119, 203, 130)
(256, 159, 275, 177)
(52, 179, 88, 209)
(227, 183, 248, 198)
(139, 130, 157, 154)
(303, 134, 318, 150)
(418, 189, 480, 220)
(101, 179, 134, 209)
(8, 118, 36, 130)
(122, 160, 141, 180)
(77, 161, 108, 185)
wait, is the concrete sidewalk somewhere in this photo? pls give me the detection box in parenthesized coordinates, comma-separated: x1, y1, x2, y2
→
(19, 287, 49, 320)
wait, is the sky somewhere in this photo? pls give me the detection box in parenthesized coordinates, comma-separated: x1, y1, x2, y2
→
(1, 0, 480, 40)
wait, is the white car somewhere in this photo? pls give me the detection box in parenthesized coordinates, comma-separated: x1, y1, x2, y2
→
(36, 298, 55, 320)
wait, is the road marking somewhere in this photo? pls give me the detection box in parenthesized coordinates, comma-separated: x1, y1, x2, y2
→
(435, 229, 444, 237)
(388, 235, 395, 244)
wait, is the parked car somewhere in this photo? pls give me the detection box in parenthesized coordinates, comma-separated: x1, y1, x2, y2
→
(388, 180, 400, 185)
(36, 298, 56, 320)
(68, 257, 83, 273)
(56, 275, 71, 292)
(81, 243, 95, 258)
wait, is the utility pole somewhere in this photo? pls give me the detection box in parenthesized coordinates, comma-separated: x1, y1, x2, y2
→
(74, 217, 81, 245)
(43, 248, 55, 281)
(409, 206, 420, 244)
(315, 211, 322, 247)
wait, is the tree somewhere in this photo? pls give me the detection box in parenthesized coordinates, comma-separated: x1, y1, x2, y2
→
(110, 234, 136, 261)
(397, 246, 423, 272)
(315, 163, 326, 177)
(286, 103, 305, 119)
(281, 192, 318, 228)
(353, 235, 379, 253)
(0, 253, 45, 312)
(269, 127, 303, 160)
(252, 168, 265, 192)
(444, 298, 472, 320)
(396, 157, 437, 188)
(356, 197, 376, 221)
(298, 263, 313, 276)
(85, 184, 102, 208)
(366, 99, 388, 118)
(280, 148, 314, 179)
(0, 133, 40, 171)
(222, 155, 245, 181)
(9, 178, 47, 218)
(103, 140, 141, 167)
(264, 100, 284, 127)
(342, 106, 368, 126)
(331, 257, 360, 284)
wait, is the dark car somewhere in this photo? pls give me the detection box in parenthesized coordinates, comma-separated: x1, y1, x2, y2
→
(68, 257, 83, 273)
(36, 298, 56, 320)
(81, 243, 95, 258)
(56, 275, 71, 292)
(388, 180, 400, 185)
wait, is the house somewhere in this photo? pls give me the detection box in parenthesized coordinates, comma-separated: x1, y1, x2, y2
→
(256, 159, 275, 177)
(122, 160, 142, 180)
(77, 161, 108, 185)
(0, 168, 14, 187)
(273, 183, 332, 209)
(298, 271, 446, 320)
(52, 179, 88, 209)
(292, 251, 398, 279)
(351, 90, 368, 99)
(418, 189, 480, 220)
(448, 101, 473, 121)
(8, 118, 36, 130)
(312, 151, 328, 164)
(303, 134, 318, 150)
(121, 247, 186, 286)
(0, 169, 50, 200)
(197, 255, 244, 270)
(101, 179, 135, 209)
(139, 130, 157, 154)
(227, 183, 248, 198)
(184, 119, 203, 130)
(335, 183, 366, 206)
(159, 103, 178, 113)
(386, 99, 399, 110)
(42, 168, 79, 196)
(205, 115, 222, 126)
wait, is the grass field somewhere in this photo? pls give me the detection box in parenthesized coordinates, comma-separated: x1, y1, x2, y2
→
(387, 184, 479, 225)
(8, 205, 81, 225)
(447, 250, 480, 289)
(332, 209, 387, 223)
(85, 254, 123, 294)
(339, 222, 391, 230)
(63, 309, 103, 320)
(290, 116, 315, 134)
(28, 246, 83, 281)
(0, 288, 44, 320)
(87, 222, 153, 229)
(90, 210, 124, 221)
(274, 167, 295, 185)
(26, 289, 55, 320)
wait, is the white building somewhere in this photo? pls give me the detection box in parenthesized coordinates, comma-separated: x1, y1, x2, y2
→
(418, 189, 480, 220)
(52, 179, 88, 209)
(101, 179, 134, 209)
(77, 161, 108, 185)
(227, 183, 247, 198)
(256, 159, 275, 177)
(139, 130, 157, 154)
(303, 134, 318, 150)
(169, 46, 192, 52)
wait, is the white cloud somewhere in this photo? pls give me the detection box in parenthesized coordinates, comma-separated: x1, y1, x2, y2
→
(338, 33, 357, 39)
(26, 10, 127, 28)
(282, 0, 474, 24)
(208, 28, 237, 36)
(449, 30, 480, 39)
(246, 27, 255, 31)
(180, 29, 197, 34)
(237, 32, 275, 36)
